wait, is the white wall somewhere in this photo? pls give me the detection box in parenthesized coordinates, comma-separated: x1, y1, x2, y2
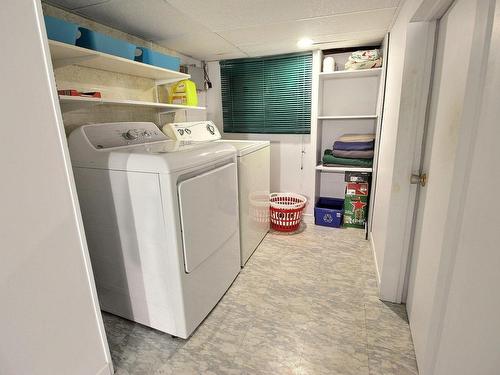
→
(0, 2, 112, 374)
(432, 12, 500, 368)
(206, 60, 317, 214)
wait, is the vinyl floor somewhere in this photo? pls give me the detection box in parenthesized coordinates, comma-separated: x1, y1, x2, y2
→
(103, 218, 418, 375)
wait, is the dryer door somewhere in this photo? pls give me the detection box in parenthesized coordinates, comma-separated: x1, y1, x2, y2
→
(178, 162, 239, 273)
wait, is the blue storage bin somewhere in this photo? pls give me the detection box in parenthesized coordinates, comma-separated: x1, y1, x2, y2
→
(135, 47, 180, 71)
(315, 198, 344, 228)
(44, 16, 79, 45)
(76, 27, 136, 60)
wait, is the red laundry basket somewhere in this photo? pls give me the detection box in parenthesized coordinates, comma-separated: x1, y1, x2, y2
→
(269, 193, 307, 232)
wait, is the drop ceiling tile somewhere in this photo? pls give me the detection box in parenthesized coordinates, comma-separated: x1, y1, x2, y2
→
(156, 32, 244, 60)
(44, 0, 110, 10)
(238, 30, 385, 58)
(219, 8, 396, 47)
(166, 0, 399, 31)
(326, 0, 401, 14)
(72, 0, 197, 40)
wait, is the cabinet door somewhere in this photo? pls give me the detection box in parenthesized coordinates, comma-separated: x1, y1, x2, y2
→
(178, 163, 239, 273)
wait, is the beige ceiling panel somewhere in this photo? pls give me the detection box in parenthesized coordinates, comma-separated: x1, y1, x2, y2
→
(239, 29, 385, 57)
(44, 0, 110, 10)
(72, 0, 197, 40)
(157, 32, 244, 60)
(166, 0, 400, 31)
(219, 8, 396, 47)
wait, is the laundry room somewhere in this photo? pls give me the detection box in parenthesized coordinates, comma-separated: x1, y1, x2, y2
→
(2, 1, 500, 375)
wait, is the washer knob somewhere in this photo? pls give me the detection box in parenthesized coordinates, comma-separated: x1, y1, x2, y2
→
(125, 129, 138, 140)
(206, 124, 215, 135)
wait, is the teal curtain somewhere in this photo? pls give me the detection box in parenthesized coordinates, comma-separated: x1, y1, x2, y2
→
(220, 52, 312, 134)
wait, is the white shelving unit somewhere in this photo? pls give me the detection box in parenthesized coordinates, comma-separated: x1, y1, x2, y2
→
(315, 165, 373, 173)
(318, 115, 378, 120)
(319, 67, 382, 80)
(48, 40, 205, 118)
(313, 43, 388, 234)
(58, 95, 206, 112)
(48, 40, 189, 84)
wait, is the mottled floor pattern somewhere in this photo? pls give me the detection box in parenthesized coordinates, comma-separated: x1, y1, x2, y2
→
(103, 219, 418, 375)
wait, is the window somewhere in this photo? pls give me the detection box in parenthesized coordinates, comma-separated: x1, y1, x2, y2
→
(220, 52, 312, 134)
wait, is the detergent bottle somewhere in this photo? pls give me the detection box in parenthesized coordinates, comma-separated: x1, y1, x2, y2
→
(169, 79, 198, 106)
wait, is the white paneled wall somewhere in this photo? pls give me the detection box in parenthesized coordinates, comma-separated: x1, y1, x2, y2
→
(206, 61, 317, 214)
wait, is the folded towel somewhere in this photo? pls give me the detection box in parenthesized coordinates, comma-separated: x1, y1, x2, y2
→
(337, 134, 376, 142)
(332, 149, 374, 159)
(333, 140, 374, 151)
(323, 150, 373, 167)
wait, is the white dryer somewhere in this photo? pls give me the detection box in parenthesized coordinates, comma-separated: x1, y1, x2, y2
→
(162, 122, 270, 266)
(68, 122, 240, 339)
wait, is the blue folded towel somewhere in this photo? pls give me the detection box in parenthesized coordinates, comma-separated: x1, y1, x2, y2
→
(333, 140, 374, 151)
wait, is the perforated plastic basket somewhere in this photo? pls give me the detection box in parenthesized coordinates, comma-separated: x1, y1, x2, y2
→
(269, 193, 307, 232)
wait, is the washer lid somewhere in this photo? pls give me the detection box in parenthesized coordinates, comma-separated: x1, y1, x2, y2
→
(218, 140, 270, 156)
(68, 122, 236, 174)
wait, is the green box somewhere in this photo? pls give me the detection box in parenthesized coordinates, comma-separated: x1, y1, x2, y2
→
(343, 183, 369, 228)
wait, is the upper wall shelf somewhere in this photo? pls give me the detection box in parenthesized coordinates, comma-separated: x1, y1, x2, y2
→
(48, 40, 190, 84)
(58, 95, 206, 112)
(319, 68, 382, 81)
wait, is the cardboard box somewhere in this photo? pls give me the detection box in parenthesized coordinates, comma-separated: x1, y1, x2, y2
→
(343, 182, 369, 229)
(344, 171, 371, 183)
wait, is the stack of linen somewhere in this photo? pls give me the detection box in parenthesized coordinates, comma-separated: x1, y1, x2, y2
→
(322, 134, 375, 168)
(345, 49, 382, 70)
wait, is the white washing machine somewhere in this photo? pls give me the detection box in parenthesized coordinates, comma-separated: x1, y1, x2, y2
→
(219, 141, 270, 266)
(68, 121, 240, 339)
(162, 122, 270, 266)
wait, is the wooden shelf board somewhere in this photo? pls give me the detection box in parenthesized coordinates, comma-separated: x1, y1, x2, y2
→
(315, 164, 373, 173)
(319, 68, 382, 80)
(317, 115, 378, 120)
(58, 95, 206, 111)
(48, 40, 190, 83)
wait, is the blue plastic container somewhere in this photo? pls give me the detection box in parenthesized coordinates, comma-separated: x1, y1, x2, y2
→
(135, 47, 180, 71)
(76, 27, 136, 60)
(315, 198, 344, 228)
(44, 16, 79, 45)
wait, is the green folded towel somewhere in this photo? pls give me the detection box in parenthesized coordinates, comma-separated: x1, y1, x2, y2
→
(322, 149, 373, 167)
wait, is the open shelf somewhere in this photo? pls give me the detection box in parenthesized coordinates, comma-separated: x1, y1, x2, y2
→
(48, 40, 190, 84)
(58, 95, 206, 112)
(319, 68, 382, 81)
(318, 115, 378, 120)
(316, 164, 373, 173)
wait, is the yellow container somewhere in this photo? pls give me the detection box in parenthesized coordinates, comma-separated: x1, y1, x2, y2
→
(169, 79, 198, 106)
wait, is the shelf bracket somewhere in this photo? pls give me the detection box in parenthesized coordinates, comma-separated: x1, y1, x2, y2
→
(52, 55, 98, 69)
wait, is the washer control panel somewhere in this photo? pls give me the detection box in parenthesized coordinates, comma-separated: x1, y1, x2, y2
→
(83, 122, 167, 149)
(162, 121, 221, 141)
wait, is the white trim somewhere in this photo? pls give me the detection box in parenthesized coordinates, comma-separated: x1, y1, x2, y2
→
(369, 232, 381, 285)
(36, 2, 114, 373)
(412, 0, 455, 21)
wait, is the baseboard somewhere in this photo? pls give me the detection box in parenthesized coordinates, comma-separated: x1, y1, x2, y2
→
(368, 232, 381, 286)
(96, 362, 113, 375)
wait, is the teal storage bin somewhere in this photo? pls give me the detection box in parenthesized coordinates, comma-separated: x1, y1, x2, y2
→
(135, 47, 180, 71)
(76, 27, 136, 60)
(44, 16, 79, 45)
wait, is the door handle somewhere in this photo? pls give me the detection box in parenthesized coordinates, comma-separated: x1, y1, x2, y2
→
(411, 173, 427, 187)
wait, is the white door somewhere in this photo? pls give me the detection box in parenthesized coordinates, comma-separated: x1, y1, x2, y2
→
(178, 163, 240, 272)
(405, 0, 482, 371)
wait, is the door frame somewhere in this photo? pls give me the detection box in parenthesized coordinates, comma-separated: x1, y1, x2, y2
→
(406, 1, 496, 372)
(377, 0, 495, 303)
